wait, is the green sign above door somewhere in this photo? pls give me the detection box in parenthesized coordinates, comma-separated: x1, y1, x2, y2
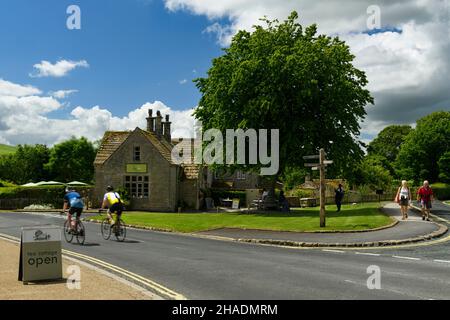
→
(126, 164, 148, 173)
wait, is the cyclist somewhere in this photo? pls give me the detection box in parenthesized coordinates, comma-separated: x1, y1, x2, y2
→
(102, 186, 124, 234)
(63, 187, 84, 233)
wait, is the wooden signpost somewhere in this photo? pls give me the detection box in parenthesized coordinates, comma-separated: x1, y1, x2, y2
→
(303, 149, 333, 228)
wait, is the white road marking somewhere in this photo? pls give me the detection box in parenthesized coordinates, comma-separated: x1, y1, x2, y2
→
(344, 279, 358, 284)
(22, 212, 65, 219)
(355, 252, 381, 256)
(392, 255, 421, 261)
(322, 249, 345, 253)
(433, 259, 450, 264)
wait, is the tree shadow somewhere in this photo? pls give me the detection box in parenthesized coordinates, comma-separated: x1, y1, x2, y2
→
(238, 206, 382, 219)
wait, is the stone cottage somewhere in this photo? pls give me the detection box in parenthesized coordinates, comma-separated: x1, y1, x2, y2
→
(93, 109, 264, 211)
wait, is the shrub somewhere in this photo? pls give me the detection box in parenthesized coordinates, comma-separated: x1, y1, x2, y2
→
(288, 188, 315, 198)
(0, 180, 16, 188)
(0, 185, 93, 208)
(431, 183, 450, 200)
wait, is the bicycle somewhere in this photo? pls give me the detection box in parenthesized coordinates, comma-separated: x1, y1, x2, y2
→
(63, 213, 86, 245)
(101, 213, 126, 242)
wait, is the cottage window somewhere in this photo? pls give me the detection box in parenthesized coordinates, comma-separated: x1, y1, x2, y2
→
(124, 175, 149, 198)
(133, 146, 141, 161)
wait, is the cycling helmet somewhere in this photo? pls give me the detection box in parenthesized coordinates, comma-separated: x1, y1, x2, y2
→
(106, 185, 114, 192)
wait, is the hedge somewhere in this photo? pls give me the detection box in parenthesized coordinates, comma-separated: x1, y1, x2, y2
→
(0, 185, 93, 208)
(432, 183, 450, 200)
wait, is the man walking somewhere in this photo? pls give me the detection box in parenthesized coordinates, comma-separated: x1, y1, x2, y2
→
(417, 180, 434, 221)
(335, 184, 345, 212)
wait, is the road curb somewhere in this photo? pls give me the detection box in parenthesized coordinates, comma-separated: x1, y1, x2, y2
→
(84, 217, 448, 249)
(235, 223, 448, 248)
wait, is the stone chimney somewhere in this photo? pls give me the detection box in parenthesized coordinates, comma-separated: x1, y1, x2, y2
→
(155, 111, 163, 138)
(162, 114, 171, 142)
(146, 109, 154, 132)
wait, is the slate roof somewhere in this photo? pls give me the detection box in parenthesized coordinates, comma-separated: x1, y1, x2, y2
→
(94, 128, 184, 167)
(94, 131, 131, 165)
(139, 129, 174, 164)
(94, 128, 204, 181)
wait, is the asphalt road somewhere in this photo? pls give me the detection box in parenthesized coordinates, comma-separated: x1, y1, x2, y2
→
(0, 202, 449, 300)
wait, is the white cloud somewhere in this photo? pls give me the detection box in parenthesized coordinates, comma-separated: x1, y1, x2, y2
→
(30, 59, 89, 78)
(0, 79, 41, 97)
(50, 89, 78, 99)
(165, 0, 450, 141)
(179, 79, 188, 85)
(0, 79, 195, 146)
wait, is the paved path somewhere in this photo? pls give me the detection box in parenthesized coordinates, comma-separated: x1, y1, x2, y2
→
(0, 208, 450, 299)
(196, 203, 443, 244)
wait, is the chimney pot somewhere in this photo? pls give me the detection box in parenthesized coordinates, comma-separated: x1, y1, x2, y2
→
(162, 114, 172, 142)
(146, 109, 155, 132)
(155, 111, 163, 138)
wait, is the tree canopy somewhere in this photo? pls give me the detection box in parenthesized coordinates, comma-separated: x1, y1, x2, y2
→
(0, 144, 50, 184)
(0, 137, 96, 185)
(194, 11, 373, 182)
(367, 125, 412, 163)
(395, 111, 450, 182)
(45, 137, 96, 183)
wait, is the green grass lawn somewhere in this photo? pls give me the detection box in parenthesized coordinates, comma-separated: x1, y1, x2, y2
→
(0, 144, 16, 156)
(444, 201, 450, 206)
(90, 203, 393, 233)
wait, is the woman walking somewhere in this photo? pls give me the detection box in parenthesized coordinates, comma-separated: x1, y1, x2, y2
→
(395, 180, 412, 220)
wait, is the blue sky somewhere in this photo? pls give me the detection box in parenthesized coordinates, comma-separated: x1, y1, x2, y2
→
(0, 0, 224, 116)
(0, 0, 448, 146)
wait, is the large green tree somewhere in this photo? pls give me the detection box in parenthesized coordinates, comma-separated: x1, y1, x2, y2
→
(0, 144, 50, 184)
(367, 125, 412, 162)
(349, 155, 393, 190)
(45, 137, 96, 183)
(438, 151, 450, 183)
(194, 12, 373, 186)
(396, 111, 450, 182)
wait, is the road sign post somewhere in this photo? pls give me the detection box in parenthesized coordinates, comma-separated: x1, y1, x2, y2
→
(304, 149, 332, 228)
(319, 149, 326, 228)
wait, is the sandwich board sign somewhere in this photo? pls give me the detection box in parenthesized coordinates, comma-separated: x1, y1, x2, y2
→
(18, 226, 63, 283)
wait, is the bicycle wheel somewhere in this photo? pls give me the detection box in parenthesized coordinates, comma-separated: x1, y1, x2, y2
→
(76, 221, 85, 245)
(114, 219, 126, 242)
(63, 220, 73, 243)
(101, 218, 111, 240)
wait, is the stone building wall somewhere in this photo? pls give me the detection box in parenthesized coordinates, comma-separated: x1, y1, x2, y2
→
(94, 131, 178, 211)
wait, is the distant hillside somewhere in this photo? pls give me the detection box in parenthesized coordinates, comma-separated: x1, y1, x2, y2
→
(0, 144, 17, 156)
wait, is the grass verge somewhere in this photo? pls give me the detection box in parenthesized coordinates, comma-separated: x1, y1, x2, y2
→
(89, 203, 393, 233)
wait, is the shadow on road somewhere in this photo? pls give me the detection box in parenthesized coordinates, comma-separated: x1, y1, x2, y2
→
(67, 243, 101, 247)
